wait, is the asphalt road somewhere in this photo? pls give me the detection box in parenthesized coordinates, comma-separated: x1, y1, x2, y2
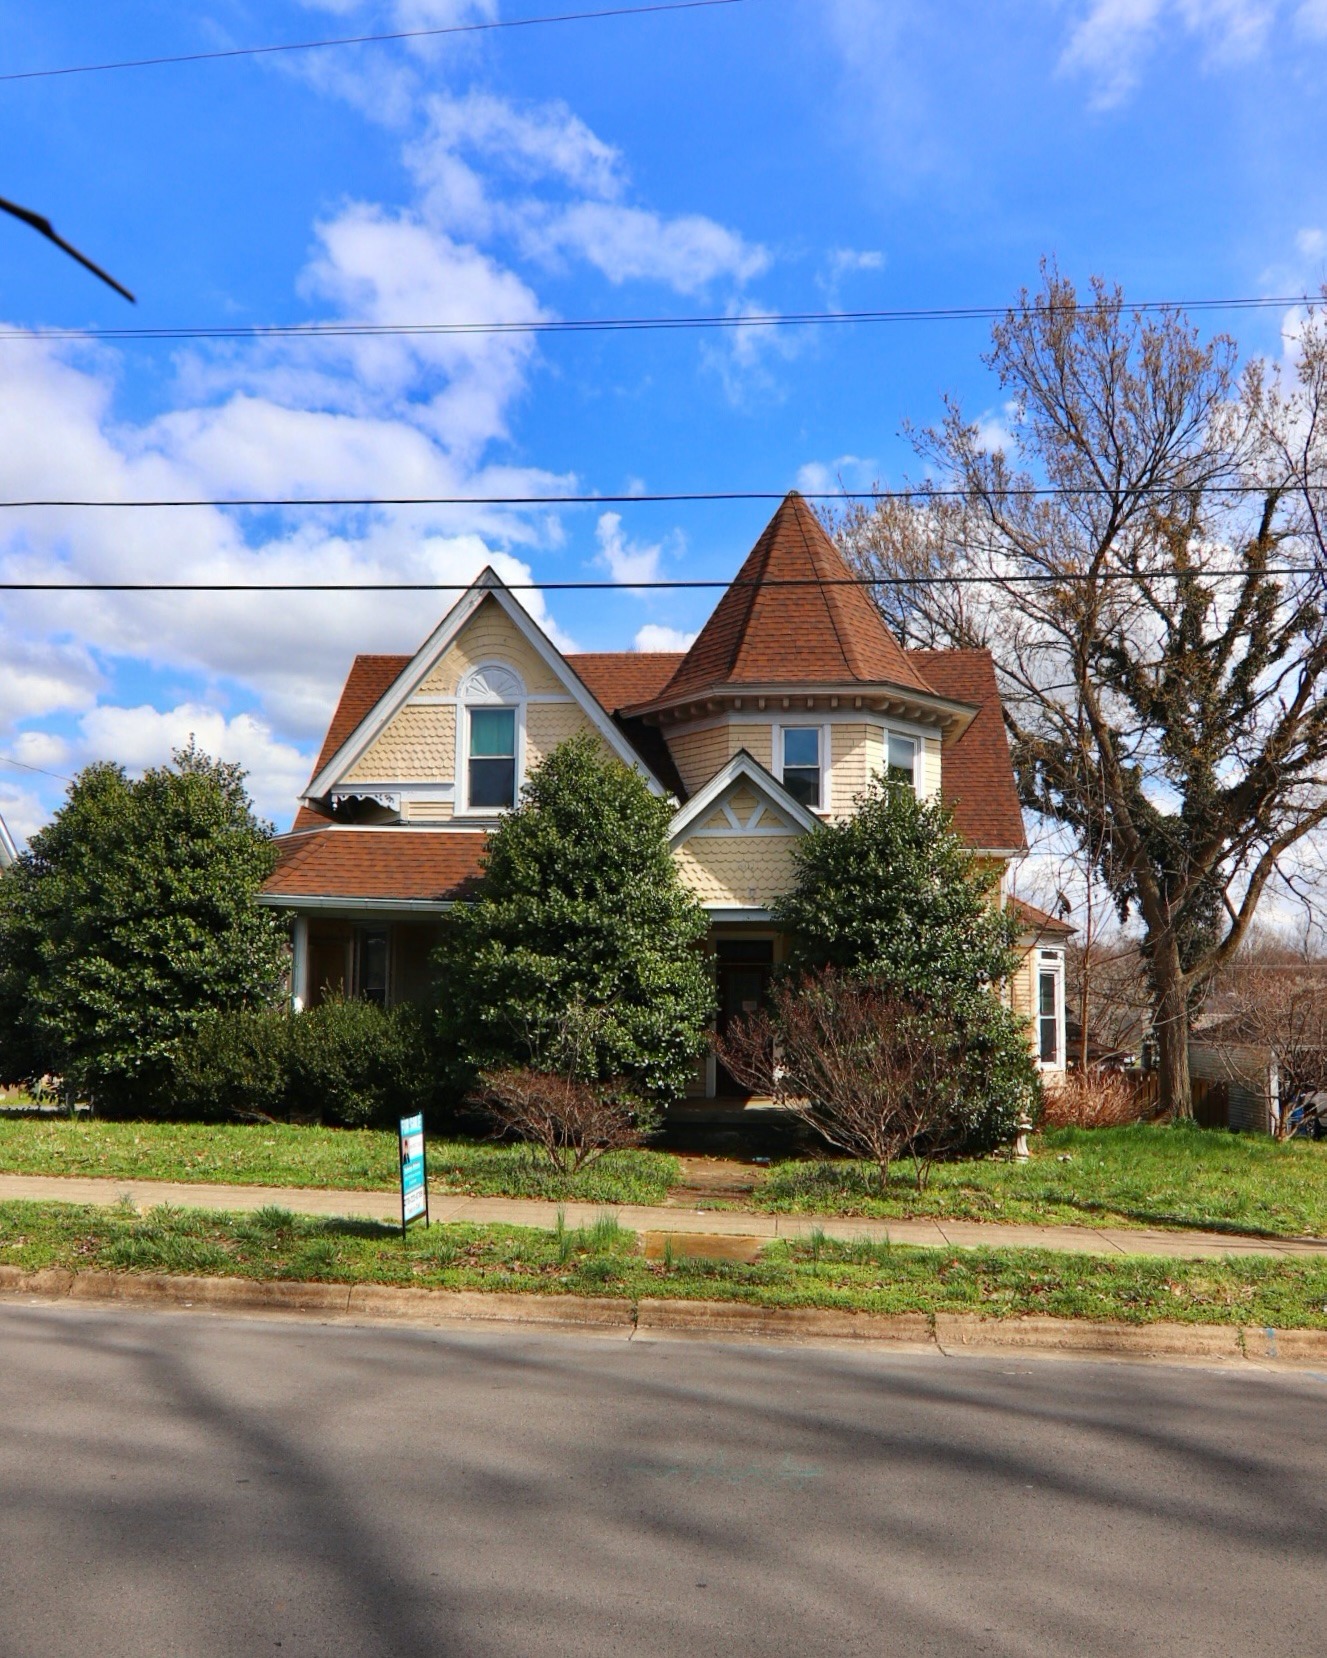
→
(1, 1304, 1324, 1657)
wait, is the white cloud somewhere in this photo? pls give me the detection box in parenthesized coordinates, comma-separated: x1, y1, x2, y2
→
(975, 400, 1020, 455)
(633, 624, 697, 652)
(409, 90, 767, 294)
(1060, 0, 1282, 106)
(796, 455, 879, 496)
(1297, 227, 1327, 259)
(518, 203, 768, 294)
(71, 704, 313, 829)
(596, 511, 663, 585)
(0, 779, 44, 848)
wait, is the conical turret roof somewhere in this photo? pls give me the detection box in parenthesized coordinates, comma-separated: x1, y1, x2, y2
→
(652, 492, 935, 706)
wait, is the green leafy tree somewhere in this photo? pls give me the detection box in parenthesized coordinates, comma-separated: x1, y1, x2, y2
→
(0, 743, 287, 1111)
(433, 735, 713, 1103)
(774, 780, 1039, 1150)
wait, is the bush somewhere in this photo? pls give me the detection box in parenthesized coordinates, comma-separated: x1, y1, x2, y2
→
(771, 779, 1040, 1152)
(475, 1066, 659, 1175)
(289, 999, 430, 1128)
(433, 735, 713, 1104)
(169, 999, 434, 1127)
(171, 1008, 289, 1122)
(1042, 1069, 1149, 1130)
(0, 744, 286, 1112)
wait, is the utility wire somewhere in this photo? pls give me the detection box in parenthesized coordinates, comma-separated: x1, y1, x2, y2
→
(0, 485, 1314, 507)
(0, 753, 73, 782)
(2, 293, 1320, 345)
(0, 0, 753, 84)
(0, 570, 1317, 592)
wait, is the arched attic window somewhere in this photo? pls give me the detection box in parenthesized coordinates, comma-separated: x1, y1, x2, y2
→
(459, 663, 525, 813)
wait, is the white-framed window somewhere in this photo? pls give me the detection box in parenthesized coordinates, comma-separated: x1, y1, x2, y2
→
(1037, 949, 1063, 1067)
(887, 732, 917, 791)
(776, 724, 825, 810)
(458, 663, 525, 814)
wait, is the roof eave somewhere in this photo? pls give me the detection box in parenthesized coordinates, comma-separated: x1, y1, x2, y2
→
(625, 679, 979, 737)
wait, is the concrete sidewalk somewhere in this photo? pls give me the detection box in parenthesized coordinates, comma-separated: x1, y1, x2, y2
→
(2, 1171, 1325, 1261)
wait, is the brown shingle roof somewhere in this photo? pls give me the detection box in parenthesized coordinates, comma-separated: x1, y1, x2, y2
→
(264, 830, 486, 904)
(908, 649, 1027, 852)
(567, 651, 683, 711)
(310, 654, 410, 778)
(648, 494, 934, 705)
(1009, 896, 1074, 938)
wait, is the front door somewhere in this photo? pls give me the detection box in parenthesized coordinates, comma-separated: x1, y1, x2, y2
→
(714, 940, 774, 1098)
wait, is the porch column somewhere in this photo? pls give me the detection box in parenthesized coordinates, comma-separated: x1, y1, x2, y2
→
(290, 914, 310, 1012)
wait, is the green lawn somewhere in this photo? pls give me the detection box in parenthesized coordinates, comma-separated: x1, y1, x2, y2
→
(0, 1118, 679, 1206)
(755, 1122, 1327, 1238)
(2, 1198, 1327, 1326)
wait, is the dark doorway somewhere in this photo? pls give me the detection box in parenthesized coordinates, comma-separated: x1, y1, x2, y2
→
(714, 939, 774, 1098)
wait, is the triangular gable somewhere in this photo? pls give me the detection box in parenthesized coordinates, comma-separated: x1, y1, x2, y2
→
(306, 570, 668, 800)
(669, 749, 820, 845)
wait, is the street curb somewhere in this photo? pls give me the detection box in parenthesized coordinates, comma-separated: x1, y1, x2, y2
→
(5, 1264, 1327, 1361)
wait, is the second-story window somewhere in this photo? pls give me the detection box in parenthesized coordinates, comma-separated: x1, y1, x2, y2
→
(887, 733, 917, 791)
(781, 726, 822, 808)
(468, 707, 517, 809)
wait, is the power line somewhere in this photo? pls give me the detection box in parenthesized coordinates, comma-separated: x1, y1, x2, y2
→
(0, 484, 1312, 508)
(0, 570, 1317, 593)
(0, 753, 73, 782)
(3, 294, 1320, 346)
(0, 0, 753, 84)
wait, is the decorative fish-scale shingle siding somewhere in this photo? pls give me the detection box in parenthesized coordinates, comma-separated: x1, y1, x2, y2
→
(525, 702, 605, 768)
(665, 723, 775, 796)
(673, 836, 800, 908)
(343, 705, 456, 784)
(418, 597, 565, 696)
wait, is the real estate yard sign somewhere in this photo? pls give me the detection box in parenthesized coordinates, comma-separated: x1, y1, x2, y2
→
(399, 1113, 429, 1238)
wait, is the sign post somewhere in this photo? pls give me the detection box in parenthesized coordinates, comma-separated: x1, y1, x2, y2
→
(399, 1112, 429, 1239)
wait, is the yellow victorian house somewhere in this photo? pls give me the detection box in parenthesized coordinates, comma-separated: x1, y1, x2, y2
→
(262, 494, 1069, 1096)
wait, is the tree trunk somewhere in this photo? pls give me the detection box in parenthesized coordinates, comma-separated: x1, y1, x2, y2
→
(1152, 953, 1193, 1120)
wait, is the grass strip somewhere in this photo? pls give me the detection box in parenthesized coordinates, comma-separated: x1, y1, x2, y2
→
(5, 1200, 1327, 1326)
(754, 1122, 1327, 1239)
(0, 1118, 678, 1205)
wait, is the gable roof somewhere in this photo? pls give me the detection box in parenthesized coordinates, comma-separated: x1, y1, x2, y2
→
(668, 748, 821, 844)
(1010, 895, 1074, 939)
(310, 655, 410, 779)
(646, 493, 935, 707)
(568, 652, 683, 711)
(304, 571, 669, 801)
(908, 649, 1027, 853)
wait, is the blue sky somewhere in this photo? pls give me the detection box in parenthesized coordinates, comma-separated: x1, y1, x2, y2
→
(2, 0, 1326, 839)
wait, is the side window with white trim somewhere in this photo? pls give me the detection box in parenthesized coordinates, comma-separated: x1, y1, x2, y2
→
(780, 726, 822, 809)
(887, 733, 917, 791)
(1038, 962, 1060, 1065)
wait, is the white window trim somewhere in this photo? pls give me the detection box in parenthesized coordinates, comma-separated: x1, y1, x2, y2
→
(456, 662, 526, 818)
(772, 721, 833, 813)
(1036, 951, 1066, 1071)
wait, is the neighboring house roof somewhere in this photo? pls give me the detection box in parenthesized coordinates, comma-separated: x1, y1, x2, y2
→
(641, 492, 936, 707)
(910, 650, 1028, 853)
(263, 829, 486, 907)
(0, 811, 17, 868)
(1009, 896, 1074, 938)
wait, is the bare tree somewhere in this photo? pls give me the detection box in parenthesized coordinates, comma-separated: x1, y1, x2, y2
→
(714, 970, 966, 1189)
(475, 1068, 656, 1175)
(834, 264, 1327, 1117)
